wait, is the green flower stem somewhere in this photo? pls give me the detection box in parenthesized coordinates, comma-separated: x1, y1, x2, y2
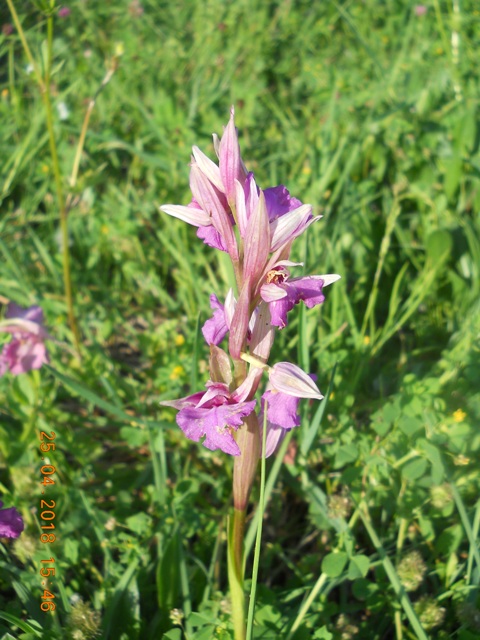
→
(7, 0, 80, 354)
(228, 507, 247, 640)
(5, 0, 42, 87)
(45, 4, 80, 353)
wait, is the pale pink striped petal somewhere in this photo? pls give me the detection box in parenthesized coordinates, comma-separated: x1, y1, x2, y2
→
(269, 362, 323, 400)
(160, 204, 211, 227)
(192, 146, 224, 192)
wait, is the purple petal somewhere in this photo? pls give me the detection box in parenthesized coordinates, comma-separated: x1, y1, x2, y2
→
(6, 303, 44, 324)
(260, 271, 340, 329)
(0, 353, 8, 377)
(202, 294, 229, 345)
(261, 421, 289, 458)
(289, 276, 326, 308)
(260, 280, 295, 328)
(0, 502, 24, 538)
(262, 389, 301, 429)
(160, 391, 206, 410)
(0, 337, 49, 376)
(268, 299, 291, 329)
(196, 225, 228, 252)
(197, 381, 231, 407)
(202, 425, 241, 456)
(176, 400, 256, 456)
(263, 185, 303, 223)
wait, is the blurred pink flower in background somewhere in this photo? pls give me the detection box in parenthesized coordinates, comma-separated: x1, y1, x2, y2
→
(0, 303, 49, 376)
(415, 5, 428, 16)
(0, 501, 24, 538)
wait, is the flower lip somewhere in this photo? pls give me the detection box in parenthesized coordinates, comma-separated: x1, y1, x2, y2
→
(161, 383, 256, 456)
(258, 264, 341, 328)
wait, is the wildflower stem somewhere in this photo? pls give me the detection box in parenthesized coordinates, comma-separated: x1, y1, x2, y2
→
(6, 0, 81, 354)
(69, 62, 117, 189)
(5, 0, 43, 88)
(44, 4, 80, 354)
(228, 508, 247, 640)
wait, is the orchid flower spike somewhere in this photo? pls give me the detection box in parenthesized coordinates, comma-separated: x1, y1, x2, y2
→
(160, 109, 341, 460)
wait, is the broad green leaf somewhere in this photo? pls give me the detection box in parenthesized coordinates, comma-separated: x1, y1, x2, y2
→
(401, 458, 428, 482)
(347, 554, 370, 580)
(322, 551, 348, 578)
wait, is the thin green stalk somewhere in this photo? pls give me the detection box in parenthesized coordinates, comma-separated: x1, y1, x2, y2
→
(45, 5, 79, 352)
(449, 483, 480, 578)
(359, 505, 428, 640)
(360, 198, 400, 343)
(286, 509, 360, 639)
(178, 527, 193, 638)
(286, 574, 328, 639)
(147, 424, 166, 507)
(69, 62, 117, 190)
(466, 500, 480, 585)
(5, 0, 43, 87)
(394, 611, 403, 640)
(394, 515, 408, 640)
(244, 428, 294, 559)
(228, 508, 247, 640)
(7, 0, 80, 353)
(246, 405, 268, 639)
(432, 0, 463, 100)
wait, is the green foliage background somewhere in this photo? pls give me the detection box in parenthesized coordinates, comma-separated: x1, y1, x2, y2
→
(0, 0, 479, 638)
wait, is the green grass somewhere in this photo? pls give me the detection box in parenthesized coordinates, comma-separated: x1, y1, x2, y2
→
(1, 1, 480, 638)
